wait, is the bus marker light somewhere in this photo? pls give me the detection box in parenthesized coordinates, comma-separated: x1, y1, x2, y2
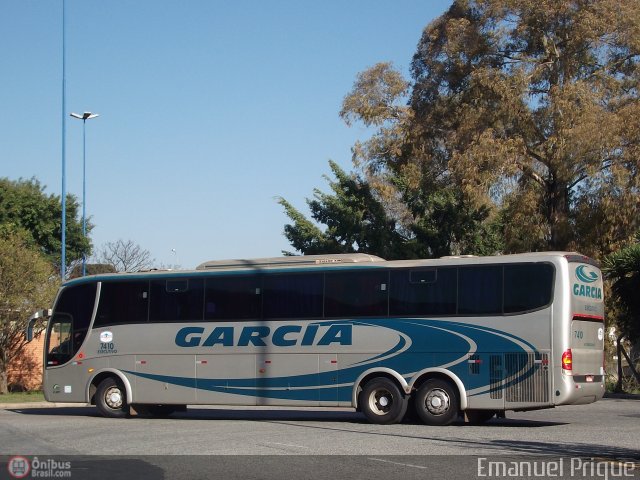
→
(265, 360, 271, 364)
(331, 360, 337, 364)
(259, 368, 266, 373)
(88, 368, 94, 373)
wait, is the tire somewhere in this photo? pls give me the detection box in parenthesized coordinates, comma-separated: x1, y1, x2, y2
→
(414, 378, 459, 426)
(359, 377, 407, 425)
(465, 409, 496, 424)
(95, 377, 128, 418)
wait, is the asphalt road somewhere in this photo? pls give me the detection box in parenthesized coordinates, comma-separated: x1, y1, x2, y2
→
(0, 398, 638, 479)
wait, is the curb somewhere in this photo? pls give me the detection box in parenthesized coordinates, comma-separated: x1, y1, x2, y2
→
(603, 392, 640, 400)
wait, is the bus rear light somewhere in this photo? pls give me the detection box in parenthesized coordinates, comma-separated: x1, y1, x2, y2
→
(562, 349, 573, 371)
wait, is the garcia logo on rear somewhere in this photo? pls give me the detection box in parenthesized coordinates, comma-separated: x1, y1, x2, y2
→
(576, 265, 598, 283)
(573, 265, 602, 300)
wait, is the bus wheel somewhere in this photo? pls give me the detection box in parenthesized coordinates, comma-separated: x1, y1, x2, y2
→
(96, 377, 128, 418)
(414, 378, 459, 426)
(465, 409, 496, 424)
(360, 378, 407, 425)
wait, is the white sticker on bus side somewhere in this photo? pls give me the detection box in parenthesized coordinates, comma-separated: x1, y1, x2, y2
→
(100, 331, 113, 343)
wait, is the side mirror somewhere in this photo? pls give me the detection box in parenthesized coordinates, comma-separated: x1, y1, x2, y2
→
(25, 309, 52, 342)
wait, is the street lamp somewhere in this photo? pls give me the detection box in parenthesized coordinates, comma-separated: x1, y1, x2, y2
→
(61, 0, 67, 280)
(70, 112, 100, 276)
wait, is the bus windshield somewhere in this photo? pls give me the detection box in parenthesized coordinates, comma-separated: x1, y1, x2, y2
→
(45, 284, 96, 366)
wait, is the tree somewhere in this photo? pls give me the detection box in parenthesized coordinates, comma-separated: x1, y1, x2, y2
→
(95, 239, 155, 272)
(0, 231, 59, 393)
(68, 263, 117, 279)
(339, 62, 505, 258)
(0, 177, 92, 272)
(336, 1, 640, 261)
(407, 0, 640, 257)
(603, 234, 640, 346)
(279, 160, 502, 258)
(278, 161, 408, 259)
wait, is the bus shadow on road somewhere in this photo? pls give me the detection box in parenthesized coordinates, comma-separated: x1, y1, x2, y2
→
(7, 406, 102, 417)
(9, 406, 572, 428)
(166, 408, 571, 427)
(162, 407, 367, 422)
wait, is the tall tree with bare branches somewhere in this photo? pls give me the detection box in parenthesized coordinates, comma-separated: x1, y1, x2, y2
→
(95, 239, 155, 272)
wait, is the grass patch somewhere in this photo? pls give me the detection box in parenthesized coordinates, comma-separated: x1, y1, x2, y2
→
(0, 391, 45, 403)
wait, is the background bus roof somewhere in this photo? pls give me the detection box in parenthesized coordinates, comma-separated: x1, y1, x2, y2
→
(195, 253, 385, 270)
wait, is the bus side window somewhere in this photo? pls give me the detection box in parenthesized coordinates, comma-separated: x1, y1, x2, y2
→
(263, 273, 323, 319)
(324, 270, 389, 317)
(95, 281, 149, 326)
(458, 266, 503, 315)
(504, 264, 554, 314)
(390, 268, 456, 316)
(204, 276, 262, 321)
(149, 278, 204, 322)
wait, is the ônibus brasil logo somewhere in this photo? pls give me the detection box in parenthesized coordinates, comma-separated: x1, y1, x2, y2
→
(7, 456, 30, 479)
(7, 457, 71, 478)
(576, 265, 598, 283)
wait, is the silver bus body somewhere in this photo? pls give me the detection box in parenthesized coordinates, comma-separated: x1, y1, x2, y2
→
(34, 252, 605, 424)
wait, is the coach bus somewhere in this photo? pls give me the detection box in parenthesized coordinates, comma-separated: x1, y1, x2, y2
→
(26, 252, 605, 425)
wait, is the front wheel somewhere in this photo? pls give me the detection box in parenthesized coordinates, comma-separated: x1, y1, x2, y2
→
(414, 378, 459, 426)
(359, 377, 407, 425)
(95, 377, 128, 418)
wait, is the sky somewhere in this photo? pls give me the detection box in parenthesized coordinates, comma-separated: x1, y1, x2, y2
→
(0, 1, 450, 270)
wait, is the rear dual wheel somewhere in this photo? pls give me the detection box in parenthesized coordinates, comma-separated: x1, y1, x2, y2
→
(359, 378, 408, 425)
(414, 378, 459, 426)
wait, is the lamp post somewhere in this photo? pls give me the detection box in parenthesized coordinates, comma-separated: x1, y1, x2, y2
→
(70, 111, 100, 276)
(61, 0, 67, 279)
